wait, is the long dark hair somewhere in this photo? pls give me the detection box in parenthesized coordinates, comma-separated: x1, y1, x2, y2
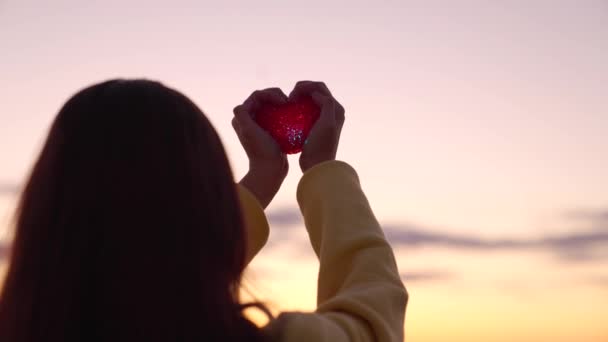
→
(0, 79, 264, 341)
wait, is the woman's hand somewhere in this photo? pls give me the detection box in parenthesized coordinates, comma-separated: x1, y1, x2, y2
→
(233, 88, 289, 209)
(289, 81, 345, 172)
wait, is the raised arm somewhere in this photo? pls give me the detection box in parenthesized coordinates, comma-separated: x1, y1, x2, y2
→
(236, 184, 269, 265)
(262, 81, 407, 341)
(233, 88, 291, 263)
(263, 161, 407, 342)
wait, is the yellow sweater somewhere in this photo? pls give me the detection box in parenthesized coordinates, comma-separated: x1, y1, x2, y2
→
(237, 160, 408, 342)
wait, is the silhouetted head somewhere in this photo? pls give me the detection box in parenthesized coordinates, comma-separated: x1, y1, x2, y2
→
(0, 80, 262, 341)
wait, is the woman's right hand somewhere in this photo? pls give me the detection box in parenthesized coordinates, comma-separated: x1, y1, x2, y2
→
(289, 81, 346, 172)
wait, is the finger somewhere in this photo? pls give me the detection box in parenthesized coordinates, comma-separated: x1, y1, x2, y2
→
(289, 81, 331, 100)
(233, 104, 257, 130)
(233, 103, 275, 142)
(289, 81, 332, 100)
(231, 115, 248, 145)
(231, 117, 238, 130)
(336, 113, 345, 139)
(336, 102, 345, 126)
(248, 88, 288, 107)
(231, 117, 242, 135)
(261, 87, 289, 104)
(311, 91, 336, 124)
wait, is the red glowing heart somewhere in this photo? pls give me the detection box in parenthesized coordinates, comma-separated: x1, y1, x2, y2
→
(253, 97, 321, 154)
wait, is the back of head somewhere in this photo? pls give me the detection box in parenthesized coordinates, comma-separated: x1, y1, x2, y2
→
(0, 80, 261, 341)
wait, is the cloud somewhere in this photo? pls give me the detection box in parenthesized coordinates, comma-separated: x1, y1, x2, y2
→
(266, 207, 608, 263)
(2, 206, 606, 264)
(383, 223, 608, 262)
(383, 224, 608, 249)
(266, 207, 302, 226)
(400, 270, 453, 283)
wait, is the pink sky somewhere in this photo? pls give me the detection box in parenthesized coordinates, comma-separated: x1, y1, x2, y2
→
(1, 1, 607, 341)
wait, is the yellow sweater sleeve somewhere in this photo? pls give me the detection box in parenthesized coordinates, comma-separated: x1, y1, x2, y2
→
(263, 160, 408, 342)
(236, 184, 270, 265)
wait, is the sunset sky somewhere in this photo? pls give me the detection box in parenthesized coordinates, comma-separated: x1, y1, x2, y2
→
(1, 1, 607, 341)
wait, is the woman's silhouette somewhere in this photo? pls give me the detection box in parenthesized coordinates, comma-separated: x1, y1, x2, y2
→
(0, 79, 407, 341)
